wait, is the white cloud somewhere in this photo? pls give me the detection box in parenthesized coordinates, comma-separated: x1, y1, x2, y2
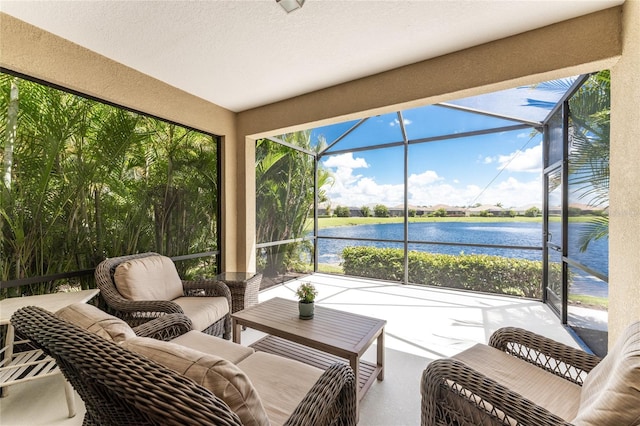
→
(322, 149, 543, 208)
(497, 143, 542, 173)
(408, 170, 442, 186)
(323, 153, 368, 169)
(389, 118, 413, 127)
(483, 156, 494, 164)
(470, 176, 542, 207)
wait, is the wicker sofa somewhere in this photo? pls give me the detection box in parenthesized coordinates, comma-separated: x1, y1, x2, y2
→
(421, 323, 640, 426)
(12, 303, 356, 426)
(95, 252, 232, 339)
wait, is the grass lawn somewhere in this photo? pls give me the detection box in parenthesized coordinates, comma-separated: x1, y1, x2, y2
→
(313, 215, 597, 229)
(569, 293, 609, 310)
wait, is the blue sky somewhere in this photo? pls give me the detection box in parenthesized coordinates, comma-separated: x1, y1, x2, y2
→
(308, 79, 576, 209)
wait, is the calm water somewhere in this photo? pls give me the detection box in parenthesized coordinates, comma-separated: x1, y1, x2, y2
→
(315, 221, 609, 297)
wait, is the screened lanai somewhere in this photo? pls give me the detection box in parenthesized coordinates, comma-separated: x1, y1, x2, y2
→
(256, 73, 610, 355)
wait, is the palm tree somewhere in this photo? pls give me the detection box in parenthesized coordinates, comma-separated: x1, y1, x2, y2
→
(1, 73, 221, 297)
(527, 72, 610, 252)
(568, 71, 610, 251)
(256, 131, 331, 277)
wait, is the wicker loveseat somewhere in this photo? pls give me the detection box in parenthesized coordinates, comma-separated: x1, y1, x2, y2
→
(12, 304, 356, 426)
(421, 323, 640, 426)
(95, 252, 232, 339)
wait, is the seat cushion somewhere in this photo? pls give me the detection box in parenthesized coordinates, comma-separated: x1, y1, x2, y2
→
(573, 321, 640, 426)
(237, 352, 323, 426)
(122, 336, 269, 426)
(170, 330, 254, 364)
(173, 296, 229, 332)
(114, 255, 184, 301)
(56, 303, 136, 343)
(453, 343, 582, 422)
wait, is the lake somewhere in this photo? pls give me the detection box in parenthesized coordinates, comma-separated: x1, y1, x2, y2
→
(315, 221, 609, 297)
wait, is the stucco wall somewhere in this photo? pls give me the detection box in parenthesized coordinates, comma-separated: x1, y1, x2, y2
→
(609, 0, 640, 343)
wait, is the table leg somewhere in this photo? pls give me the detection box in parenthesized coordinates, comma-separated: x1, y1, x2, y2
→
(232, 319, 242, 344)
(1, 324, 15, 397)
(63, 378, 76, 417)
(350, 354, 360, 422)
(377, 327, 385, 380)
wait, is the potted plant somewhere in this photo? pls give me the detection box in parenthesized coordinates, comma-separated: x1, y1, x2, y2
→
(295, 282, 318, 319)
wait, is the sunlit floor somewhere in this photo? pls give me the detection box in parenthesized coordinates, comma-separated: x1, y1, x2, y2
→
(1, 274, 583, 426)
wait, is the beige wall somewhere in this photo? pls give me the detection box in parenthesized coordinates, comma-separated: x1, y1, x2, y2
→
(609, 0, 640, 343)
(2, 5, 638, 343)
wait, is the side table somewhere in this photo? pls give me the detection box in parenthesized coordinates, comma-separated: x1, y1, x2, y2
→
(215, 272, 262, 314)
(0, 288, 100, 418)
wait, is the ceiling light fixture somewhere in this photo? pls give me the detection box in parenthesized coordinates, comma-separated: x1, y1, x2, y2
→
(276, 0, 305, 13)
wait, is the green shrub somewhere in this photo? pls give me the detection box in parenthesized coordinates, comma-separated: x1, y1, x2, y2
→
(335, 206, 350, 217)
(374, 204, 389, 217)
(525, 206, 541, 217)
(341, 246, 555, 298)
(433, 208, 447, 217)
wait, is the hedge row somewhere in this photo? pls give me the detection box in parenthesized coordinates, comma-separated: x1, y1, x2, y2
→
(341, 246, 559, 298)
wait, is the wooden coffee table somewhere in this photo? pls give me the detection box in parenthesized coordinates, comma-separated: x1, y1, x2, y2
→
(232, 297, 386, 408)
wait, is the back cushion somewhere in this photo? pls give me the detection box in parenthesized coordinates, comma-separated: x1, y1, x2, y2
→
(122, 337, 269, 426)
(56, 303, 136, 343)
(114, 255, 183, 301)
(573, 321, 640, 425)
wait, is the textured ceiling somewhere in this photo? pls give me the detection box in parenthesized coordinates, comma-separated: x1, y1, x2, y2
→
(1, 0, 623, 112)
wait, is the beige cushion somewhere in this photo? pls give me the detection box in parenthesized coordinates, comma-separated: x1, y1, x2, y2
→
(114, 255, 183, 301)
(237, 352, 323, 426)
(170, 330, 254, 364)
(453, 343, 582, 422)
(56, 303, 136, 343)
(122, 336, 268, 426)
(573, 321, 640, 426)
(173, 296, 229, 332)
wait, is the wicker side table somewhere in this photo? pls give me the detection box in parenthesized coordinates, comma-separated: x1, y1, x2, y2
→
(215, 272, 262, 313)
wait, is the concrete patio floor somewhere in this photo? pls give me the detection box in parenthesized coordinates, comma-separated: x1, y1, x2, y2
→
(0, 273, 582, 425)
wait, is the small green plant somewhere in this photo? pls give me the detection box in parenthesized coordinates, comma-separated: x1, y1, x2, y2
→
(296, 282, 318, 303)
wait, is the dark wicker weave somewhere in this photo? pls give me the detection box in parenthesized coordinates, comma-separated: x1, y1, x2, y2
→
(95, 252, 232, 339)
(132, 313, 194, 341)
(217, 272, 263, 313)
(12, 306, 357, 426)
(421, 326, 602, 426)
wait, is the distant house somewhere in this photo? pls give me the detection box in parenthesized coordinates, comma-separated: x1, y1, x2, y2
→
(514, 204, 543, 216)
(424, 204, 466, 217)
(466, 204, 505, 217)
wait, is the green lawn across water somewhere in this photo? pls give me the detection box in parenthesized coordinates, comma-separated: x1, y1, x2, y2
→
(313, 215, 595, 229)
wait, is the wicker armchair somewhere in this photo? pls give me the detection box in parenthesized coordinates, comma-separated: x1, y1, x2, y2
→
(12, 306, 357, 426)
(422, 324, 640, 426)
(95, 252, 232, 339)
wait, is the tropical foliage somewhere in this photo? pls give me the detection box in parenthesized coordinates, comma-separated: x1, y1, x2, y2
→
(255, 132, 331, 277)
(568, 71, 610, 251)
(1, 73, 219, 298)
